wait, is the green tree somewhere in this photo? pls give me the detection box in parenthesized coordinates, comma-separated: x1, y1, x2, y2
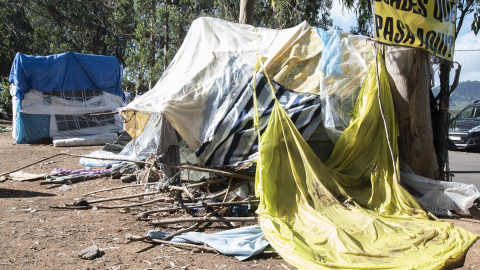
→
(1, 77, 12, 114)
(123, 0, 211, 94)
(255, 0, 332, 29)
(0, 0, 34, 78)
(1, 0, 334, 94)
(17, 0, 134, 63)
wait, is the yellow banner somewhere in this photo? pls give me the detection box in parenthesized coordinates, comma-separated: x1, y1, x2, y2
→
(374, 0, 457, 60)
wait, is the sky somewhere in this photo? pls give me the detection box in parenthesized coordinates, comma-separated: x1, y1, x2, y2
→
(329, 3, 480, 83)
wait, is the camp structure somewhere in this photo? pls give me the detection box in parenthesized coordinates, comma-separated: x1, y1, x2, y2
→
(116, 17, 372, 166)
(9, 52, 125, 146)
(104, 17, 479, 269)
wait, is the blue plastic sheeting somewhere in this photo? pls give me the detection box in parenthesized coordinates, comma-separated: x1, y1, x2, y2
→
(15, 112, 50, 144)
(315, 28, 343, 76)
(148, 225, 269, 261)
(9, 52, 124, 101)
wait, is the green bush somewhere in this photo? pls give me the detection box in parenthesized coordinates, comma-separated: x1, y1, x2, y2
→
(0, 77, 12, 114)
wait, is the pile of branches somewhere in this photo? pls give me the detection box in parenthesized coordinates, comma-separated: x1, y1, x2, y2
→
(52, 162, 260, 250)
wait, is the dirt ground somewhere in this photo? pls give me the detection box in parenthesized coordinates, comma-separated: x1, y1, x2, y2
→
(1, 118, 480, 270)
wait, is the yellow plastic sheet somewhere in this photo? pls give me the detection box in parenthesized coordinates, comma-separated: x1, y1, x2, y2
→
(255, 55, 478, 269)
(121, 110, 151, 139)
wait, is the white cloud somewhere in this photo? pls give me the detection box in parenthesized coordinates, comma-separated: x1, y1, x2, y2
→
(453, 31, 480, 82)
(330, 2, 357, 31)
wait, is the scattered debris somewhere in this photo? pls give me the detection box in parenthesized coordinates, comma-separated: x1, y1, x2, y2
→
(77, 244, 101, 260)
(41, 163, 137, 185)
(7, 171, 48, 182)
(0, 126, 12, 132)
(58, 184, 72, 191)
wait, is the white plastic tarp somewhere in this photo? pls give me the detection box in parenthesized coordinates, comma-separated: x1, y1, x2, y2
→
(125, 17, 311, 150)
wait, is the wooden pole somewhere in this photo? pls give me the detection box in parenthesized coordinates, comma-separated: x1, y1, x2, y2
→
(173, 164, 255, 180)
(126, 234, 218, 253)
(136, 200, 259, 219)
(150, 216, 257, 225)
(0, 153, 62, 177)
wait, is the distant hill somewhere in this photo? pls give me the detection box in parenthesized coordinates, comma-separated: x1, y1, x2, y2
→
(432, 80, 480, 115)
(449, 80, 480, 104)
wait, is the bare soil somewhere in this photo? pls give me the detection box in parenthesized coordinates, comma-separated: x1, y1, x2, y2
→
(1, 118, 480, 270)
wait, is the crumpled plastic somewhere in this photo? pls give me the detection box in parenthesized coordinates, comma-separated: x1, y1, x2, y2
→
(50, 167, 111, 176)
(148, 225, 269, 261)
(400, 163, 480, 215)
(254, 55, 478, 269)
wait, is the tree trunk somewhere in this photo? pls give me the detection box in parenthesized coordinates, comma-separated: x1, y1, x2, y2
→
(239, 0, 254, 25)
(163, 4, 169, 72)
(384, 47, 440, 179)
(135, 71, 142, 97)
(148, 0, 157, 90)
(436, 60, 451, 181)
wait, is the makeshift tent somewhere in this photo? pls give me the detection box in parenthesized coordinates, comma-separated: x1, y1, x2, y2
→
(111, 17, 478, 269)
(119, 18, 373, 164)
(9, 52, 124, 145)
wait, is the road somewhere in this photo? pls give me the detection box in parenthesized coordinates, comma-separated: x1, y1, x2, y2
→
(449, 150, 480, 190)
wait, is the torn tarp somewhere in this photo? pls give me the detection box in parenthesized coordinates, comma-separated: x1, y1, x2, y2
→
(401, 168, 480, 215)
(255, 55, 478, 269)
(195, 71, 323, 166)
(148, 225, 269, 261)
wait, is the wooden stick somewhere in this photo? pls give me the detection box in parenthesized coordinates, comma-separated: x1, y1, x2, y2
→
(150, 216, 257, 225)
(136, 200, 259, 219)
(186, 178, 227, 188)
(126, 234, 217, 253)
(82, 183, 158, 197)
(126, 234, 277, 255)
(83, 182, 184, 199)
(163, 222, 201, 241)
(88, 193, 190, 205)
(50, 205, 92, 210)
(198, 178, 254, 200)
(222, 177, 233, 203)
(162, 209, 219, 241)
(87, 191, 159, 204)
(0, 153, 62, 177)
(88, 111, 119, 117)
(182, 184, 195, 202)
(51, 196, 191, 210)
(173, 164, 255, 180)
(140, 157, 157, 183)
(95, 197, 166, 209)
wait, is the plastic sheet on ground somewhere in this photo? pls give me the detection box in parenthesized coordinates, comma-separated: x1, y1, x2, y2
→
(400, 164, 480, 215)
(79, 150, 125, 167)
(80, 113, 164, 167)
(46, 163, 135, 184)
(8, 171, 48, 182)
(148, 225, 269, 261)
(254, 56, 478, 269)
(53, 133, 118, 147)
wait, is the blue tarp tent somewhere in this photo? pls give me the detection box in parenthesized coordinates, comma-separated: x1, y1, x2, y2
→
(9, 52, 125, 144)
(10, 52, 124, 100)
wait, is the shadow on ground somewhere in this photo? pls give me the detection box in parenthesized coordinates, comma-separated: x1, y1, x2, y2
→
(0, 188, 56, 198)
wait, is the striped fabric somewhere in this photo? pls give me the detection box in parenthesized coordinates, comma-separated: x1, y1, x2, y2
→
(195, 72, 323, 166)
